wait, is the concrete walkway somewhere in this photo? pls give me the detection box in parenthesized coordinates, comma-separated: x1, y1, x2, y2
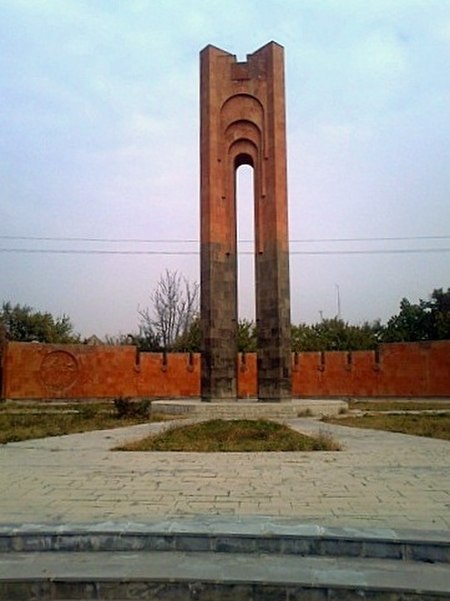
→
(1, 418, 449, 531)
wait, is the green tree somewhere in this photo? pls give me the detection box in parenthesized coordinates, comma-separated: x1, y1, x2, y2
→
(172, 317, 201, 352)
(291, 323, 322, 352)
(170, 318, 257, 353)
(133, 327, 163, 352)
(292, 318, 380, 352)
(428, 287, 450, 339)
(0, 302, 79, 343)
(381, 288, 450, 342)
(169, 316, 382, 353)
(237, 319, 257, 352)
(381, 298, 430, 342)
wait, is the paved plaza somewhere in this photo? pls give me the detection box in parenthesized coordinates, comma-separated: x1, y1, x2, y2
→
(1, 417, 449, 531)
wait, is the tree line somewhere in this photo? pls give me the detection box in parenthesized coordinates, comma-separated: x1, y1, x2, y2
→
(1, 271, 449, 352)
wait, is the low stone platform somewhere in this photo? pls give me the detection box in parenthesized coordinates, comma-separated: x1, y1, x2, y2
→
(1, 519, 449, 599)
(152, 398, 348, 419)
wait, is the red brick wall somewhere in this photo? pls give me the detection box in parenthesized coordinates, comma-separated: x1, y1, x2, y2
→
(291, 342, 450, 397)
(1, 340, 449, 400)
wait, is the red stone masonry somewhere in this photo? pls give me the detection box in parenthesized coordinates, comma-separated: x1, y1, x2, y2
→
(1, 340, 449, 400)
(200, 42, 291, 402)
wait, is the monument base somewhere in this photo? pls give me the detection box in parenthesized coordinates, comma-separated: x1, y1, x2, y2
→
(152, 398, 347, 420)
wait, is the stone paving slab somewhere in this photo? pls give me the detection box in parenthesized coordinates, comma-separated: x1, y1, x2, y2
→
(0, 418, 449, 531)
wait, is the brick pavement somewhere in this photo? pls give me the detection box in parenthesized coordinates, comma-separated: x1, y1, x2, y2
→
(1, 418, 449, 530)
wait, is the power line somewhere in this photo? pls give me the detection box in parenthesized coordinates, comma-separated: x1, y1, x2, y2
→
(0, 235, 198, 243)
(1, 247, 450, 256)
(0, 248, 199, 255)
(290, 235, 450, 243)
(1, 234, 449, 244)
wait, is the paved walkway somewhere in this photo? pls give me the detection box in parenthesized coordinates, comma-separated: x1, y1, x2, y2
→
(1, 419, 449, 531)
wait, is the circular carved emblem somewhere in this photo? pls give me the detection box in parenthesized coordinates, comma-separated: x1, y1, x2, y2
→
(40, 351, 79, 390)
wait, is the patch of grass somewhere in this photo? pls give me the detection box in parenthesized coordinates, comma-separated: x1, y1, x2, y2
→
(116, 419, 342, 452)
(348, 400, 450, 412)
(324, 413, 450, 441)
(0, 401, 171, 444)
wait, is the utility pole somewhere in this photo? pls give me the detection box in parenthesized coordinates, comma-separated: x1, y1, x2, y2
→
(335, 284, 341, 320)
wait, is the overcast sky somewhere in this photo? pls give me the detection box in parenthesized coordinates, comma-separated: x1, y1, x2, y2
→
(1, 0, 449, 338)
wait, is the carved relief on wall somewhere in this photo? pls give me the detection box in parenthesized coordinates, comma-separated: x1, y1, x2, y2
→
(40, 351, 79, 391)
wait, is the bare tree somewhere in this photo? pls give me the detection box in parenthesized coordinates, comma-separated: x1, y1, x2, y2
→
(139, 270, 199, 351)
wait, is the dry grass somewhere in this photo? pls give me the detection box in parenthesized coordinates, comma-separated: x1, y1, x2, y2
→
(0, 400, 170, 444)
(324, 413, 450, 441)
(116, 418, 342, 452)
(347, 400, 450, 412)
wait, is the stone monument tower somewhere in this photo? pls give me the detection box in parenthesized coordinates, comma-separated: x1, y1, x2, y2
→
(200, 42, 291, 402)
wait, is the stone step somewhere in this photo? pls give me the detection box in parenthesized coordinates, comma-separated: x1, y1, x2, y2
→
(1, 550, 450, 600)
(1, 521, 449, 564)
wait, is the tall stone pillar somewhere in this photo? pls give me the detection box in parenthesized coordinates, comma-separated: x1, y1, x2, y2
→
(200, 42, 291, 402)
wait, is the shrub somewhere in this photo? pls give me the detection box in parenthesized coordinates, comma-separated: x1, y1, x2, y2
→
(113, 397, 151, 419)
